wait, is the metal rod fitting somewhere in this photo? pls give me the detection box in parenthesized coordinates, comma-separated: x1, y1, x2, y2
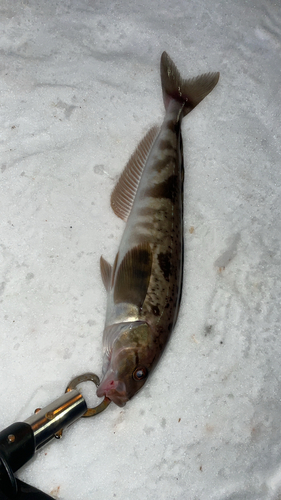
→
(24, 389, 87, 450)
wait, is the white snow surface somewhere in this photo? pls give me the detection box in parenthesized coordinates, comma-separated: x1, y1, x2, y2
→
(1, 0, 281, 499)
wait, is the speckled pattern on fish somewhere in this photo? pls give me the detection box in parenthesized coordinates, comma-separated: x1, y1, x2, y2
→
(96, 52, 219, 406)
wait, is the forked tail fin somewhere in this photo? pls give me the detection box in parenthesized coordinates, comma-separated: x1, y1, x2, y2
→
(160, 51, 219, 116)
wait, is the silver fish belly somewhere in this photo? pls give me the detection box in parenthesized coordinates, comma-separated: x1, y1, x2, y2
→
(96, 52, 219, 407)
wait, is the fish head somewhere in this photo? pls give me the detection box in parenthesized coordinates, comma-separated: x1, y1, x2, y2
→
(97, 322, 154, 407)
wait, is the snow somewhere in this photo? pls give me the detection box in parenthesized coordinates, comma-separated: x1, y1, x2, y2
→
(1, 0, 281, 499)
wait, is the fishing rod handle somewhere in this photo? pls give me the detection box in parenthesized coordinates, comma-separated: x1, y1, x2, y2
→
(0, 421, 35, 476)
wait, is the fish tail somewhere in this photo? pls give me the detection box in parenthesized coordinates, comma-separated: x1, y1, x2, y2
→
(160, 51, 219, 116)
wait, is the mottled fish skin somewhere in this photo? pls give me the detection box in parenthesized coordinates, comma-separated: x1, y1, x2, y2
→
(97, 52, 219, 406)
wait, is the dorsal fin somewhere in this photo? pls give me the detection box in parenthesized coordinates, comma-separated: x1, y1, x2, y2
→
(111, 126, 159, 221)
(100, 256, 112, 292)
(114, 243, 152, 308)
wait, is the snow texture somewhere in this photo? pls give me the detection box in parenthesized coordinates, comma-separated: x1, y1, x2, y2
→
(1, 0, 281, 499)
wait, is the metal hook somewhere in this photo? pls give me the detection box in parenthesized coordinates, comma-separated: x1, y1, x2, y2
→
(66, 372, 111, 417)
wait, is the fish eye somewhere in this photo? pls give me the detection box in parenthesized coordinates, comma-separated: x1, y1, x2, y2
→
(132, 366, 148, 381)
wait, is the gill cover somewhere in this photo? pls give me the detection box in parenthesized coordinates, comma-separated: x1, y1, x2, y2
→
(97, 322, 153, 407)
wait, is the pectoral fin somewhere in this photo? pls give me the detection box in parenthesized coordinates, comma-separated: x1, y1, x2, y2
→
(114, 243, 152, 308)
(100, 256, 112, 292)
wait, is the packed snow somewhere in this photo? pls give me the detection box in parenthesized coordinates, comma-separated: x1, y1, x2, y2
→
(1, 0, 281, 499)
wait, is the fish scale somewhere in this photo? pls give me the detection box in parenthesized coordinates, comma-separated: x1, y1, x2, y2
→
(119, 106, 184, 342)
(97, 52, 219, 407)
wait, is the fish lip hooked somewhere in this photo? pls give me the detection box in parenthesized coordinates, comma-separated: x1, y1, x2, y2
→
(96, 378, 128, 407)
(104, 390, 128, 407)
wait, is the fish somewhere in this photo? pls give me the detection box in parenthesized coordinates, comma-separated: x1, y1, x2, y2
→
(96, 52, 219, 407)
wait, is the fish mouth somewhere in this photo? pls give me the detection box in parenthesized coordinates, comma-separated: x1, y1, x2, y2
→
(96, 378, 128, 407)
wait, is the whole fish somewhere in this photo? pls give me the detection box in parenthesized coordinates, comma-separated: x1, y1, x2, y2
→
(96, 52, 219, 406)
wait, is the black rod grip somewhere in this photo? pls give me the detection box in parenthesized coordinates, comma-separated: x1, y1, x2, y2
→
(0, 422, 35, 473)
